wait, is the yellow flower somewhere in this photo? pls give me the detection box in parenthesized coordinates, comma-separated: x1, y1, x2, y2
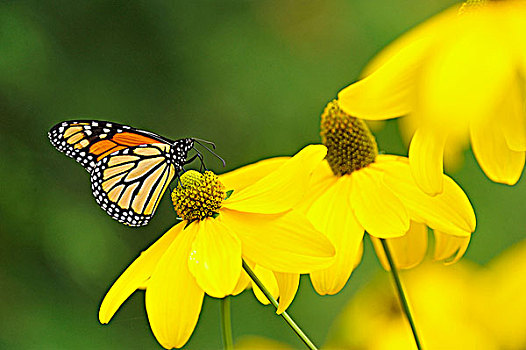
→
(326, 239, 526, 350)
(325, 262, 498, 350)
(98, 145, 335, 349)
(231, 101, 476, 297)
(307, 101, 476, 295)
(474, 239, 526, 349)
(338, 1, 526, 194)
(228, 239, 526, 349)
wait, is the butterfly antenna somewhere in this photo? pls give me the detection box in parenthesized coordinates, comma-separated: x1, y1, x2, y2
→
(194, 140, 226, 167)
(193, 137, 216, 150)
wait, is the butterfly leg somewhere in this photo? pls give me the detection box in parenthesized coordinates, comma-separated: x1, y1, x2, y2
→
(183, 152, 207, 171)
(185, 153, 199, 165)
(187, 150, 207, 171)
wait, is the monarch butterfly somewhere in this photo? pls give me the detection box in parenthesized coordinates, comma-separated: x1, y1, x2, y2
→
(48, 120, 221, 227)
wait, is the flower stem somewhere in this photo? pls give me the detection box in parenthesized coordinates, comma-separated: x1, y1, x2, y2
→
(220, 297, 234, 350)
(242, 260, 318, 350)
(380, 239, 423, 350)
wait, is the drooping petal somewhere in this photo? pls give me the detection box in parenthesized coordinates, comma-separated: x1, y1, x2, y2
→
(499, 78, 526, 152)
(370, 221, 428, 270)
(378, 155, 475, 236)
(219, 208, 335, 273)
(219, 157, 290, 193)
(234, 258, 256, 296)
(353, 242, 364, 268)
(222, 145, 327, 214)
(361, 5, 458, 77)
(99, 223, 184, 324)
(400, 115, 469, 174)
(349, 167, 410, 238)
(443, 132, 469, 174)
(232, 269, 251, 296)
(251, 265, 279, 305)
(338, 38, 425, 120)
(408, 127, 447, 195)
(274, 272, 299, 314)
(145, 225, 204, 349)
(337, 5, 459, 121)
(470, 110, 525, 186)
(307, 177, 364, 295)
(295, 160, 338, 214)
(433, 230, 471, 265)
(188, 218, 242, 298)
(506, 2, 526, 76)
(416, 14, 515, 130)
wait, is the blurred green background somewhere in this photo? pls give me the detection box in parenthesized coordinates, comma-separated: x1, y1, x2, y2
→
(1, 0, 525, 349)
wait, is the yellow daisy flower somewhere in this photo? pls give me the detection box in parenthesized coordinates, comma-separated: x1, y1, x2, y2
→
(474, 239, 526, 349)
(326, 262, 496, 350)
(226, 101, 476, 298)
(338, 1, 526, 194)
(307, 101, 475, 295)
(327, 239, 526, 350)
(98, 145, 335, 349)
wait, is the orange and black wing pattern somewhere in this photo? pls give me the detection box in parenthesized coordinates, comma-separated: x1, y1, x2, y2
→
(49, 120, 194, 226)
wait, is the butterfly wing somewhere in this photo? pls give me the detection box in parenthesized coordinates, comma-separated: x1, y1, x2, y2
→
(91, 143, 177, 226)
(49, 120, 194, 226)
(48, 120, 173, 173)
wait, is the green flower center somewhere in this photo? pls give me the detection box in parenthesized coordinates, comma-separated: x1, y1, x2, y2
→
(171, 170, 225, 221)
(320, 100, 378, 176)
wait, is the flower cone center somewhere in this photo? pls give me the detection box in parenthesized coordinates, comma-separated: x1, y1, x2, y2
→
(320, 100, 378, 176)
(172, 170, 225, 222)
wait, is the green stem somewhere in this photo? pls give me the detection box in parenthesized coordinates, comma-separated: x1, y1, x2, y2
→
(242, 260, 318, 350)
(380, 239, 423, 350)
(220, 297, 234, 350)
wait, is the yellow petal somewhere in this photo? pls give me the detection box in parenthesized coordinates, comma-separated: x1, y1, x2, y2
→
(337, 5, 459, 121)
(500, 78, 526, 152)
(408, 127, 447, 195)
(145, 225, 204, 349)
(99, 223, 183, 324)
(274, 272, 299, 314)
(251, 265, 279, 305)
(219, 157, 290, 193)
(307, 177, 364, 295)
(219, 208, 335, 273)
(433, 230, 470, 265)
(379, 155, 475, 236)
(232, 269, 251, 296)
(371, 221, 428, 270)
(188, 218, 242, 298)
(417, 14, 514, 130)
(353, 242, 364, 269)
(295, 160, 338, 214)
(506, 3, 526, 76)
(349, 167, 410, 238)
(399, 114, 469, 174)
(361, 5, 458, 77)
(222, 145, 327, 214)
(338, 38, 424, 120)
(470, 116, 525, 186)
(443, 132, 469, 174)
